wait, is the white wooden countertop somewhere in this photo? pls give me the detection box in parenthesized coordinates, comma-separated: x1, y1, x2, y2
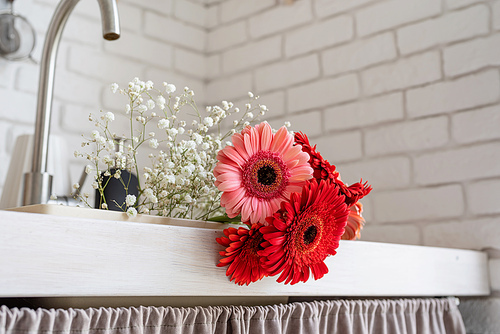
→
(0, 205, 491, 299)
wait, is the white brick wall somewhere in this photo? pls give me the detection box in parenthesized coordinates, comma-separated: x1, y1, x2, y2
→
(322, 32, 397, 77)
(3, 0, 500, 311)
(407, 70, 500, 117)
(397, 5, 489, 55)
(355, 0, 441, 37)
(361, 51, 441, 96)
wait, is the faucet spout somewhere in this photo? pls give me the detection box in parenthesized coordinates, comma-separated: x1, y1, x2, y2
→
(22, 0, 120, 206)
(97, 0, 120, 41)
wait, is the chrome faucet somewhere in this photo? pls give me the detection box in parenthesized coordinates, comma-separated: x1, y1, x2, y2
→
(22, 0, 120, 206)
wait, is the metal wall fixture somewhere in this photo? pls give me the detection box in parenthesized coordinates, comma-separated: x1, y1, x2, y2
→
(0, 0, 36, 61)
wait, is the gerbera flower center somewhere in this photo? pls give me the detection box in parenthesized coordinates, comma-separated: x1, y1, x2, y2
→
(242, 151, 290, 200)
(257, 165, 277, 185)
(303, 225, 318, 245)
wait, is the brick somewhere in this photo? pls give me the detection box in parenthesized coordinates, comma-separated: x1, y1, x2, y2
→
(398, 5, 489, 55)
(73, 1, 141, 32)
(0, 122, 9, 153)
(325, 92, 404, 131)
(365, 116, 448, 156)
(269, 111, 322, 137)
(414, 142, 500, 185)
(362, 51, 441, 96)
(222, 36, 281, 74)
(53, 71, 101, 107)
(468, 179, 500, 216)
(174, 0, 206, 28)
(373, 185, 464, 223)
(206, 72, 253, 104)
(249, 0, 313, 39)
(314, 0, 378, 18)
(255, 55, 320, 92)
(288, 74, 360, 113)
(407, 70, 500, 118)
(104, 33, 173, 70)
(59, 104, 97, 135)
(142, 68, 207, 105)
(16, 2, 54, 33)
(494, 1, 500, 31)
(314, 131, 363, 163)
(207, 21, 247, 53)
(68, 45, 144, 83)
(423, 217, 500, 250)
(338, 156, 411, 191)
(121, 0, 171, 15)
(356, 0, 441, 37)
(220, 0, 275, 24)
(285, 15, 353, 58)
(206, 5, 219, 29)
(360, 224, 421, 245)
(322, 32, 396, 77)
(174, 49, 207, 79)
(452, 105, 500, 144)
(490, 259, 500, 291)
(0, 88, 36, 124)
(117, 3, 142, 32)
(144, 13, 206, 52)
(206, 55, 221, 78)
(445, 0, 483, 10)
(444, 33, 500, 77)
(0, 60, 20, 89)
(63, 15, 102, 47)
(256, 90, 286, 116)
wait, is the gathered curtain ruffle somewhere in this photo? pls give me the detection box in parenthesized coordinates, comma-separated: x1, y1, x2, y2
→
(0, 298, 465, 334)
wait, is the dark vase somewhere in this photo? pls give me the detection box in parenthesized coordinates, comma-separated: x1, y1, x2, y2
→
(94, 168, 139, 211)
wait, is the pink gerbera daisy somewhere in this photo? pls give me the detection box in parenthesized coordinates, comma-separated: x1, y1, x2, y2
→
(214, 122, 313, 224)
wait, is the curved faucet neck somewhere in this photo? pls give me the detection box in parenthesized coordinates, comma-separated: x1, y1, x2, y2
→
(23, 0, 120, 206)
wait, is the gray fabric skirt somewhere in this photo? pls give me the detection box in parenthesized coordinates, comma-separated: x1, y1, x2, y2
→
(0, 298, 465, 334)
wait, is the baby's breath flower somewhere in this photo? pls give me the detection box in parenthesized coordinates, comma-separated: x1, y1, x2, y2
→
(125, 194, 136, 207)
(203, 117, 214, 127)
(147, 100, 155, 110)
(165, 84, 176, 94)
(149, 138, 159, 149)
(158, 118, 169, 129)
(101, 203, 108, 209)
(103, 111, 115, 122)
(284, 121, 291, 127)
(110, 83, 119, 93)
(126, 207, 137, 218)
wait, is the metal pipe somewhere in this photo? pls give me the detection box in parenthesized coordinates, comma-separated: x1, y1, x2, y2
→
(23, 0, 120, 206)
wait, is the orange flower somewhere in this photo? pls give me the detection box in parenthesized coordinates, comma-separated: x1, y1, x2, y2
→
(259, 179, 349, 285)
(216, 223, 268, 285)
(342, 201, 365, 240)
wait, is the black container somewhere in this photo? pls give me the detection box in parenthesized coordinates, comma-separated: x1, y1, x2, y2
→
(94, 168, 139, 211)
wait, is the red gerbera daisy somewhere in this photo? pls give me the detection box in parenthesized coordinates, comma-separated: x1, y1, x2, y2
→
(342, 201, 365, 240)
(294, 132, 372, 208)
(216, 223, 268, 285)
(259, 179, 349, 285)
(294, 132, 339, 181)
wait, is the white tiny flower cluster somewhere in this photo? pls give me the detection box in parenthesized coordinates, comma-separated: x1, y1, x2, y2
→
(77, 78, 265, 220)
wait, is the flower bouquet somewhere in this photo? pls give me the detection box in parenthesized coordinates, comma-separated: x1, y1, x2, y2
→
(76, 78, 371, 286)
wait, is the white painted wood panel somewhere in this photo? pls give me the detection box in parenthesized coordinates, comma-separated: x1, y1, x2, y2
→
(0, 207, 490, 298)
